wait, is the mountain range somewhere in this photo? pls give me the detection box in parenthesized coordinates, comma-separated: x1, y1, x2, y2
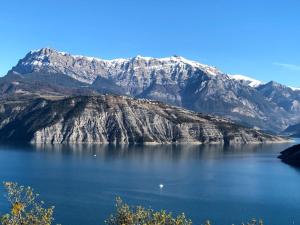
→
(1, 48, 300, 135)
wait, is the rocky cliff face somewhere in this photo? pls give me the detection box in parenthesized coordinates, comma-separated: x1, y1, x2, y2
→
(0, 95, 286, 144)
(3, 48, 300, 133)
(257, 81, 300, 114)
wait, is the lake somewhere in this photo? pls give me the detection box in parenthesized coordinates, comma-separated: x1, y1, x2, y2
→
(0, 141, 300, 225)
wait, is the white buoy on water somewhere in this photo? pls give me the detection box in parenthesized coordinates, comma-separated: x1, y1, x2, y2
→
(159, 184, 164, 189)
(93, 154, 97, 157)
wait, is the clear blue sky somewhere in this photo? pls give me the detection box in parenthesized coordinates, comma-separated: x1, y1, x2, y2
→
(1, 0, 300, 87)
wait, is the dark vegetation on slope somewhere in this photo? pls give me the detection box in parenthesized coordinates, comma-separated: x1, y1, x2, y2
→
(278, 144, 300, 167)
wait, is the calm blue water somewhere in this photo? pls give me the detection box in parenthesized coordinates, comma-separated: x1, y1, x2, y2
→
(0, 141, 300, 225)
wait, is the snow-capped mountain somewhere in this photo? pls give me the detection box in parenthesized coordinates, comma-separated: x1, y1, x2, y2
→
(12, 48, 222, 85)
(229, 75, 300, 119)
(229, 74, 263, 87)
(290, 86, 300, 91)
(2, 48, 300, 133)
(229, 74, 300, 91)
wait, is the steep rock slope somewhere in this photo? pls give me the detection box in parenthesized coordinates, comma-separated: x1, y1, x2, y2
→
(0, 95, 286, 144)
(257, 81, 300, 114)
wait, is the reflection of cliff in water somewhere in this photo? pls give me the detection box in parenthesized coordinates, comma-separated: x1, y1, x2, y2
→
(30, 142, 295, 161)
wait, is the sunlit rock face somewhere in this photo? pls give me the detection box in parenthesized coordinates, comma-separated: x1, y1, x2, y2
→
(0, 95, 286, 144)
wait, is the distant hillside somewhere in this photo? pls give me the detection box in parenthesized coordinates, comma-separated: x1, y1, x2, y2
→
(285, 123, 300, 137)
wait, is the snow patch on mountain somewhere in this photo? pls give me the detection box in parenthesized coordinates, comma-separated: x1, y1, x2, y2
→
(289, 86, 300, 91)
(229, 74, 263, 87)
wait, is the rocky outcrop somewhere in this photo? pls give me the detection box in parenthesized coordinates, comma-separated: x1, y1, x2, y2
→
(0, 95, 287, 144)
(278, 144, 300, 166)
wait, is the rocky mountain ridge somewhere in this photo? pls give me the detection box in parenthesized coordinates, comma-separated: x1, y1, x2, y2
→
(2, 48, 300, 133)
(0, 95, 287, 144)
(11, 48, 221, 85)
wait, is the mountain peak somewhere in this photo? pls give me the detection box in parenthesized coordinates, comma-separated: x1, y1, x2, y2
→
(9, 48, 224, 85)
(131, 54, 189, 62)
(266, 81, 300, 92)
(267, 81, 285, 88)
(29, 47, 60, 56)
(24, 48, 218, 70)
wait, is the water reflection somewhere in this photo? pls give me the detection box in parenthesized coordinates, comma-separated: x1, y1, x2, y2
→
(32, 142, 295, 159)
(0, 141, 299, 225)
